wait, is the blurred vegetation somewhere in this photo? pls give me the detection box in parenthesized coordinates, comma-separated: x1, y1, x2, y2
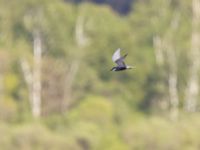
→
(0, 0, 200, 149)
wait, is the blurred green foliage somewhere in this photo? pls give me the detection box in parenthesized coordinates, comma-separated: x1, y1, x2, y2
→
(0, 0, 200, 149)
(0, 115, 200, 149)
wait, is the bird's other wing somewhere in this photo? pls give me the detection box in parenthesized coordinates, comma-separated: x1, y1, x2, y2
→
(115, 54, 127, 67)
(112, 48, 121, 63)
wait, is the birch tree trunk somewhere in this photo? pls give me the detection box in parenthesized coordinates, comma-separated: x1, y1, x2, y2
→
(20, 30, 43, 118)
(32, 30, 42, 118)
(153, 11, 179, 119)
(20, 59, 32, 106)
(185, 0, 200, 112)
(167, 46, 179, 120)
(153, 35, 164, 67)
(153, 36, 179, 119)
(63, 15, 88, 111)
(153, 35, 170, 112)
(167, 14, 179, 120)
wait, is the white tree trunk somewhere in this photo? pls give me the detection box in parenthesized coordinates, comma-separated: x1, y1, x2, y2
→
(153, 37, 179, 119)
(75, 15, 88, 47)
(153, 12, 179, 119)
(185, 0, 200, 112)
(153, 36, 164, 67)
(167, 14, 179, 120)
(63, 15, 88, 111)
(167, 48, 179, 120)
(32, 31, 42, 117)
(20, 59, 33, 105)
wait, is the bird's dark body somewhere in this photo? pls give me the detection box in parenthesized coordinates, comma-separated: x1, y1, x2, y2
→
(111, 48, 133, 71)
(111, 67, 126, 71)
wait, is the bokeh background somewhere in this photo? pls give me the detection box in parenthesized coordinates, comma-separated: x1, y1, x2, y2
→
(0, 0, 200, 149)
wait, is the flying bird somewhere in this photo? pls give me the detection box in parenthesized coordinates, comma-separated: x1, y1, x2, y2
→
(111, 48, 133, 71)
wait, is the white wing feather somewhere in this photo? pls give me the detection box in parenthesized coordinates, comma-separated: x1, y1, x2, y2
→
(112, 48, 121, 62)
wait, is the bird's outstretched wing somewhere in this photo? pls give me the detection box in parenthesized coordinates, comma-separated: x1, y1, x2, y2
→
(112, 48, 127, 67)
(112, 48, 121, 62)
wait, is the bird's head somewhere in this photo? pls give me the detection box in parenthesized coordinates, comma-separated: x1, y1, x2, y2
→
(110, 67, 117, 71)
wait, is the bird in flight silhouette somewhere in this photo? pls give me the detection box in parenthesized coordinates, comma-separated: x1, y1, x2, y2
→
(111, 48, 133, 71)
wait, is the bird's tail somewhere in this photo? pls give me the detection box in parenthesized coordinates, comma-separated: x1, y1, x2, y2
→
(127, 65, 135, 69)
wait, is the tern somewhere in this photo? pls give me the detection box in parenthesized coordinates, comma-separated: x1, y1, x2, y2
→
(111, 48, 133, 71)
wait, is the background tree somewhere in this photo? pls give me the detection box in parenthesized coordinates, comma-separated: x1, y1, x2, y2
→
(185, 0, 200, 112)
